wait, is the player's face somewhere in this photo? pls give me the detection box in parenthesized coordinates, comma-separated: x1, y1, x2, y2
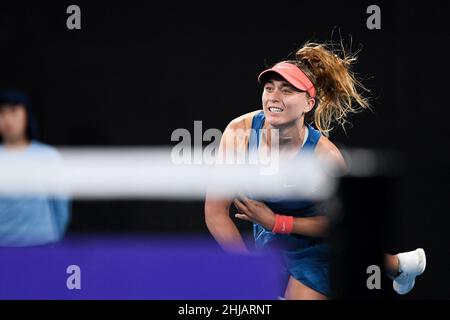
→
(0, 104, 28, 141)
(262, 77, 314, 127)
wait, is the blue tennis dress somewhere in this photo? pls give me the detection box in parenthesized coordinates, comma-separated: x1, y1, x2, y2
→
(248, 111, 330, 297)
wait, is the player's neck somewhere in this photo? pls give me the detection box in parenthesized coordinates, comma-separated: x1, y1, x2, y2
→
(269, 118, 305, 147)
(3, 136, 30, 150)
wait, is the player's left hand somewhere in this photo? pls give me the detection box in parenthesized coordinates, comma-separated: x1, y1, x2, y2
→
(233, 194, 275, 230)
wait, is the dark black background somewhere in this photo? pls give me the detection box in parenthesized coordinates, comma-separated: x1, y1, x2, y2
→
(1, 1, 449, 299)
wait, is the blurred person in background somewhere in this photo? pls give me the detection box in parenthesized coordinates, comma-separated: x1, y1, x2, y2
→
(0, 89, 70, 246)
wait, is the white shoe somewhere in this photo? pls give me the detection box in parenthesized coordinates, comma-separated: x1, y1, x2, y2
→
(393, 248, 426, 295)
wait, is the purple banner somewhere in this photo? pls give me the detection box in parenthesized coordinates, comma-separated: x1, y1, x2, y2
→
(0, 235, 283, 300)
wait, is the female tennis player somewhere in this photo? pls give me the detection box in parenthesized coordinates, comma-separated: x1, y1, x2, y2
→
(204, 42, 425, 299)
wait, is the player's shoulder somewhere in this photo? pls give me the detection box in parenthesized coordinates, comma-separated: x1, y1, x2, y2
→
(315, 134, 347, 172)
(30, 141, 60, 156)
(225, 109, 262, 131)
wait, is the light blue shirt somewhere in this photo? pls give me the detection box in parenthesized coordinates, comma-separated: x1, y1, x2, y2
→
(0, 141, 71, 246)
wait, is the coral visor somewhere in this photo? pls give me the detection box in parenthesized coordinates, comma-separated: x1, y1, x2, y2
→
(258, 61, 316, 98)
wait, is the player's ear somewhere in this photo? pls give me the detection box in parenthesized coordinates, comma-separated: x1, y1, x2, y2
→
(304, 97, 315, 113)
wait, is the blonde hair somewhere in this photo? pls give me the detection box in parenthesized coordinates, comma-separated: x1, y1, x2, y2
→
(288, 42, 370, 136)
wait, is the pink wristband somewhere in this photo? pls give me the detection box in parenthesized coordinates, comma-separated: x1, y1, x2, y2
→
(272, 214, 294, 234)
